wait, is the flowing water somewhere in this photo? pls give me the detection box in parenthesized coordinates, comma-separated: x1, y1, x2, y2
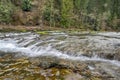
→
(0, 32, 120, 80)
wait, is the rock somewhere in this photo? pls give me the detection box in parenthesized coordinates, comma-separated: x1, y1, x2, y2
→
(29, 56, 90, 75)
(64, 73, 83, 80)
(115, 48, 120, 61)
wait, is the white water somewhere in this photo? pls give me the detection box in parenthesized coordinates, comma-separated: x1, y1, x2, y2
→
(0, 39, 120, 67)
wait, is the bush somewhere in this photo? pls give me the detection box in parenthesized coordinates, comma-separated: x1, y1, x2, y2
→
(0, 1, 14, 23)
(43, 8, 51, 21)
(22, 0, 32, 11)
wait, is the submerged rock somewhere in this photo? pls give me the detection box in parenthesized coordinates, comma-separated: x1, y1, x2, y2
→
(0, 55, 103, 80)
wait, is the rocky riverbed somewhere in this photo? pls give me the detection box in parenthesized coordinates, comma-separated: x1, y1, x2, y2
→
(0, 31, 120, 80)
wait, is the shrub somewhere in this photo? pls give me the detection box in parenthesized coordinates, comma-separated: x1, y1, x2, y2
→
(22, 0, 32, 11)
(60, 0, 74, 28)
(0, 1, 14, 23)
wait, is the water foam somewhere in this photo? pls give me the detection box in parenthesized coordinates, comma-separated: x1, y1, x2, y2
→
(0, 40, 120, 67)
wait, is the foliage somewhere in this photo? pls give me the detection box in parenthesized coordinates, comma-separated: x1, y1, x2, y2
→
(74, 0, 120, 30)
(60, 0, 74, 28)
(43, 0, 74, 28)
(22, 0, 32, 11)
(43, 0, 61, 27)
(0, 0, 120, 31)
(42, 0, 120, 30)
(0, 1, 14, 23)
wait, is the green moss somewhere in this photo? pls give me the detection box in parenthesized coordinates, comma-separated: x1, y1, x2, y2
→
(90, 77, 102, 80)
(36, 31, 49, 35)
(21, 29, 27, 32)
(60, 69, 71, 76)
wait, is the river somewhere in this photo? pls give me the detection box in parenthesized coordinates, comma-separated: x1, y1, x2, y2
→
(0, 32, 120, 80)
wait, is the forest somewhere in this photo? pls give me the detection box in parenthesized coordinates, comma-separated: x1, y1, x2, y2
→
(0, 0, 120, 30)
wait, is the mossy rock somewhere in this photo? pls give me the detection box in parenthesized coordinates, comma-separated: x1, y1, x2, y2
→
(36, 31, 49, 35)
(90, 77, 102, 80)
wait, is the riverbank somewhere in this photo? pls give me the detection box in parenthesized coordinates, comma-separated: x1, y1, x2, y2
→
(0, 25, 119, 33)
(0, 25, 86, 32)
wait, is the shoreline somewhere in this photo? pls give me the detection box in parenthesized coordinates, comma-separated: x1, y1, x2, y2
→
(0, 25, 119, 32)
